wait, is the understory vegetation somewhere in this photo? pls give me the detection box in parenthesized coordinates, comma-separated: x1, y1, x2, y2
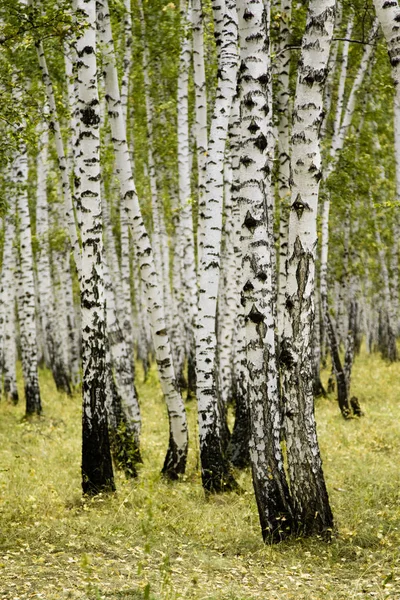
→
(0, 351, 399, 600)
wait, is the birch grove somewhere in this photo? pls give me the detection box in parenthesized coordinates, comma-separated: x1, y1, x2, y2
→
(0, 0, 399, 546)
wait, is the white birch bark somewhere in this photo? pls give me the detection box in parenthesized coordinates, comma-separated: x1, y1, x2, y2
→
(332, 15, 353, 141)
(14, 147, 42, 416)
(226, 92, 250, 468)
(36, 120, 71, 394)
(76, 0, 115, 495)
(275, 0, 292, 340)
(177, 0, 197, 396)
(2, 196, 19, 404)
(280, 0, 335, 536)
(193, 0, 209, 265)
(373, 0, 400, 335)
(238, 0, 292, 541)
(121, 0, 133, 126)
(218, 154, 236, 407)
(96, 0, 188, 478)
(196, 0, 238, 492)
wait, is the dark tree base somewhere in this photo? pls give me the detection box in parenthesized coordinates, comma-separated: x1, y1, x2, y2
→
(82, 407, 115, 496)
(252, 468, 293, 543)
(52, 364, 72, 396)
(25, 383, 42, 416)
(201, 429, 238, 493)
(228, 392, 250, 469)
(161, 434, 188, 480)
(350, 396, 364, 417)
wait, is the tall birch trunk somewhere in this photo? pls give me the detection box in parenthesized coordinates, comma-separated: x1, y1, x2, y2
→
(36, 120, 71, 395)
(177, 0, 197, 399)
(2, 196, 19, 404)
(196, 0, 238, 493)
(238, 0, 292, 541)
(275, 0, 292, 341)
(76, 0, 115, 495)
(193, 0, 209, 265)
(373, 0, 400, 336)
(14, 148, 42, 416)
(226, 93, 250, 468)
(96, 0, 188, 478)
(280, 0, 335, 536)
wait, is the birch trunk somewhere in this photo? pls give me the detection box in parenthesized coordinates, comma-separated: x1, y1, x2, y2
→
(196, 0, 238, 493)
(76, 0, 115, 495)
(373, 0, 400, 335)
(280, 0, 335, 536)
(227, 93, 250, 469)
(2, 197, 19, 404)
(275, 0, 292, 340)
(238, 0, 292, 541)
(96, 0, 188, 478)
(36, 121, 71, 394)
(193, 0, 209, 265)
(177, 0, 197, 399)
(14, 148, 42, 416)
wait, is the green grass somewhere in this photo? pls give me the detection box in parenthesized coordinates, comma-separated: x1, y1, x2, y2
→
(0, 351, 399, 599)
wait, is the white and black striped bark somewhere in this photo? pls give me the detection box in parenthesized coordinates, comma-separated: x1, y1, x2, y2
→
(196, 0, 238, 493)
(36, 121, 71, 394)
(373, 0, 400, 335)
(280, 0, 335, 536)
(76, 0, 115, 495)
(177, 0, 197, 399)
(275, 0, 292, 340)
(121, 0, 133, 125)
(2, 196, 19, 404)
(14, 148, 42, 416)
(238, 0, 292, 541)
(227, 93, 250, 468)
(96, 0, 188, 478)
(193, 0, 209, 265)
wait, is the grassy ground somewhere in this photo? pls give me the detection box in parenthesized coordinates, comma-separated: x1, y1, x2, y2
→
(0, 352, 399, 600)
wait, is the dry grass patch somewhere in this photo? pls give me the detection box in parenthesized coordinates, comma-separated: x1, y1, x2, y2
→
(0, 352, 399, 599)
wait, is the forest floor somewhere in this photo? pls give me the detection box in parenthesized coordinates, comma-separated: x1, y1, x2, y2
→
(0, 351, 399, 600)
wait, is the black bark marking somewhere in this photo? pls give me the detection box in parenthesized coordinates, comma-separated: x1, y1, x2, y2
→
(254, 133, 268, 152)
(243, 210, 259, 232)
(248, 304, 264, 324)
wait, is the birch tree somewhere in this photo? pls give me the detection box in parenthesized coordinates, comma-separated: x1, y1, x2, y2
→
(96, 0, 189, 479)
(76, 0, 115, 495)
(280, 0, 335, 536)
(238, 0, 292, 541)
(196, 0, 238, 493)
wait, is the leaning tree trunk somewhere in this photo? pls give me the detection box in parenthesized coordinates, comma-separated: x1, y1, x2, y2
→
(280, 0, 335, 537)
(96, 0, 188, 478)
(238, 0, 293, 542)
(75, 0, 115, 496)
